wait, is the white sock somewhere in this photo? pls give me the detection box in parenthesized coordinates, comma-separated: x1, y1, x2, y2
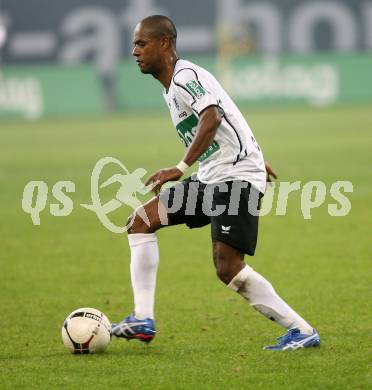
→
(228, 265, 313, 334)
(128, 233, 159, 320)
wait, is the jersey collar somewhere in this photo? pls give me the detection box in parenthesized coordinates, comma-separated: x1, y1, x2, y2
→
(165, 58, 182, 95)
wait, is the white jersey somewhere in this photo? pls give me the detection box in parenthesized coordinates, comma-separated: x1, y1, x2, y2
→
(163, 59, 266, 194)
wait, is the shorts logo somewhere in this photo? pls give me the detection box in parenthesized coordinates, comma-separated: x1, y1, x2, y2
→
(221, 225, 231, 234)
(186, 80, 206, 99)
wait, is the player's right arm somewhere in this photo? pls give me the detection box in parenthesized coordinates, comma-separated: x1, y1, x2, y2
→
(181, 106, 221, 166)
(145, 107, 221, 194)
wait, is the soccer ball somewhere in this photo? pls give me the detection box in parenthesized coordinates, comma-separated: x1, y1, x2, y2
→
(61, 307, 111, 354)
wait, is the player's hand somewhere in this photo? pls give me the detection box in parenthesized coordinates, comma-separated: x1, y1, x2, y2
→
(265, 160, 278, 182)
(145, 167, 183, 195)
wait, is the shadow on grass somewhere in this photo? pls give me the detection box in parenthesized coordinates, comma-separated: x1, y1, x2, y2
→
(0, 344, 165, 363)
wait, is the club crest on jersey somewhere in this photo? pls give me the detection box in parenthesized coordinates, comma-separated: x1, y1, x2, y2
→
(172, 95, 180, 111)
(186, 80, 206, 99)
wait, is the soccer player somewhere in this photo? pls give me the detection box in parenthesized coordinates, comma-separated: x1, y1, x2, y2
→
(112, 15, 320, 350)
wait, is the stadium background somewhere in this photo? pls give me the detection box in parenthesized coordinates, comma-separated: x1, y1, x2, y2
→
(1, 0, 372, 117)
(1, 1, 371, 389)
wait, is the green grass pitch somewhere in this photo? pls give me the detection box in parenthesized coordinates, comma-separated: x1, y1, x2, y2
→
(0, 105, 371, 389)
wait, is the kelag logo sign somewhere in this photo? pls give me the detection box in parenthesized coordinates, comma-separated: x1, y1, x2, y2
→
(225, 57, 339, 106)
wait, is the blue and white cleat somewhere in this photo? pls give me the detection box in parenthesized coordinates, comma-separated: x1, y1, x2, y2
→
(264, 328, 320, 351)
(111, 314, 156, 343)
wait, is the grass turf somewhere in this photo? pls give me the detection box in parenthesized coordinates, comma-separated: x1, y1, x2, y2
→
(0, 105, 371, 389)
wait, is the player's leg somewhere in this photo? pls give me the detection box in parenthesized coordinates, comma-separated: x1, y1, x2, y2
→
(112, 196, 167, 342)
(210, 181, 319, 350)
(212, 240, 245, 284)
(127, 195, 167, 315)
(212, 240, 319, 350)
(214, 240, 313, 330)
(113, 177, 206, 342)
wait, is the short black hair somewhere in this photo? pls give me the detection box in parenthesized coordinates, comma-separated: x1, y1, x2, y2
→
(140, 15, 177, 46)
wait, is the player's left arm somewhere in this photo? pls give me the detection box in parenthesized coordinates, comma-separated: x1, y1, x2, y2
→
(146, 106, 221, 194)
(264, 160, 278, 182)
